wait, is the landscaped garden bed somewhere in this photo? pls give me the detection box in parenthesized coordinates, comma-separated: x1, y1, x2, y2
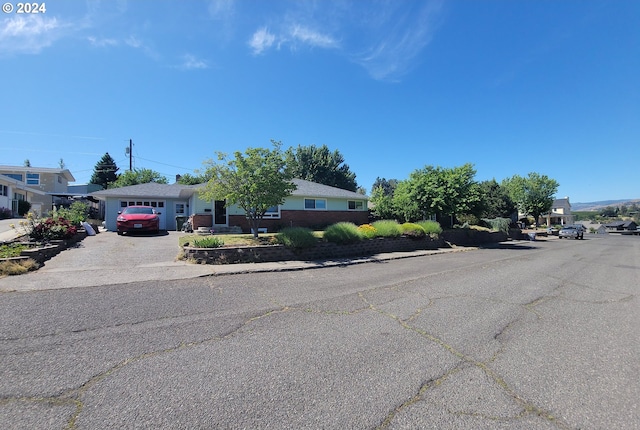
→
(181, 220, 511, 265)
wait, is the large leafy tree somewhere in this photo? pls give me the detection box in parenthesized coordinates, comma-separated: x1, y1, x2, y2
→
(199, 141, 297, 238)
(90, 153, 119, 189)
(176, 172, 213, 185)
(369, 177, 399, 220)
(110, 168, 168, 188)
(479, 179, 517, 219)
(502, 172, 559, 226)
(284, 144, 358, 192)
(392, 163, 483, 226)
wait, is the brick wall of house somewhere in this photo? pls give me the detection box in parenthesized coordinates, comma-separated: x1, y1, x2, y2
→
(190, 214, 213, 229)
(229, 210, 369, 233)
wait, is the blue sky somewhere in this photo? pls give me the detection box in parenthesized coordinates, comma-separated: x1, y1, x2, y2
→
(1, 0, 638, 203)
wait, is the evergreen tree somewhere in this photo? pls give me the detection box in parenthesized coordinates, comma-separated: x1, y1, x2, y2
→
(284, 144, 358, 191)
(90, 153, 119, 189)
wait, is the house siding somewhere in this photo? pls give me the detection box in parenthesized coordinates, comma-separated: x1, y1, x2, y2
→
(229, 209, 369, 232)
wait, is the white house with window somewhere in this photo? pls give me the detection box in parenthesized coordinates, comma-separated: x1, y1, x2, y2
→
(93, 178, 369, 233)
(0, 165, 75, 215)
(0, 174, 46, 217)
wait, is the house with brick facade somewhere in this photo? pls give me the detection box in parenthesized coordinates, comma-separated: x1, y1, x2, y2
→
(93, 178, 369, 233)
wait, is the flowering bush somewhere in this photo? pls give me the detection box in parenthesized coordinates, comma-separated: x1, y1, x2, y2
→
(357, 224, 378, 239)
(30, 217, 78, 241)
(12, 213, 78, 242)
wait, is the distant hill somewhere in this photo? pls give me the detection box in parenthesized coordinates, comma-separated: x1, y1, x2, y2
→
(572, 199, 640, 211)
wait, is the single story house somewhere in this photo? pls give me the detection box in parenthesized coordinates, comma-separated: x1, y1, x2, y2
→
(92, 178, 369, 233)
(0, 174, 46, 216)
(579, 221, 607, 234)
(603, 220, 638, 231)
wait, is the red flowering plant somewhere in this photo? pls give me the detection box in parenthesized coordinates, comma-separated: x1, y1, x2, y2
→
(29, 216, 78, 242)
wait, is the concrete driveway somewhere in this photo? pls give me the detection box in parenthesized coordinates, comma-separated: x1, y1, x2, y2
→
(0, 228, 467, 292)
(0, 230, 219, 291)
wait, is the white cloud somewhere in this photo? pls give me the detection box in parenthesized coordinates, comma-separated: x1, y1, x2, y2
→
(353, 1, 444, 81)
(0, 15, 66, 55)
(249, 27, 276, 55)
(289, 25, 338, 49)
(179, 54, 208, 70)
(87, 36, 118, 47)
(125, 35, 142, 49)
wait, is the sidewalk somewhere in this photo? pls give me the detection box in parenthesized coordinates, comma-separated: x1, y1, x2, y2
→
(0, 218, 21, 243)
(0, 239, 475, 293)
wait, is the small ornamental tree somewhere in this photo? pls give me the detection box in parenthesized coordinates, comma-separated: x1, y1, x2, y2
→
(198, 141, 297, 238)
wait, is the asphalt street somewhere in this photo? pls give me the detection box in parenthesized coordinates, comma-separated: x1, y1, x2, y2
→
(0, 234, 638, 429)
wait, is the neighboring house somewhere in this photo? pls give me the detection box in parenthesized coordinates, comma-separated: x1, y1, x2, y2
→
(0, 165, 76, 215)
(91, 183, 197, 232)
(0, 174, 46, 216)
(540, 197, 574, 226)
(580, 221, 607, 234)
(92, 178, 369, 233)
(603, 220, 638, 231)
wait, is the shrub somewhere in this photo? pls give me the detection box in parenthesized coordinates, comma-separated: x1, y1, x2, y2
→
(0, 243, 26, 258)
(0, 207, 12, 219)
(17, 200, 31, 216)
(0, 259, 39, 276)
(274, 227, 317, 249)
(30, 217, 78, 242)
(371, 220, 402, 237)
(357, 224, 378, 239)
(417, 220, 442, 235)
(401, 222, 426, 238)
(54, 202, 89, 226)
(324, 222, 362, 244)
(482, 218, 511, 233)
(191, 236, 225, 248)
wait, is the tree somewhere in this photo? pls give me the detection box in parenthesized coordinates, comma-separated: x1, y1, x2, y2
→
(90, 153, 119, 189)
(285, 144, 358, 191)
(176, 172, 213, 185)
(371, 177, 398, 196)
(502, 172, 559, 226)
(199, 141, 297, 238)
(479, 179, 517, 219)
(110, 168, 168, 188)
(58, 158, 66, 169)
(23, 159, 31, 167)
(392, 164, 483, 226)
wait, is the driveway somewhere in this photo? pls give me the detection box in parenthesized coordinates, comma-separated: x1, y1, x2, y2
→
(1, 229, 462, 292)
(0, 230, 219, 291)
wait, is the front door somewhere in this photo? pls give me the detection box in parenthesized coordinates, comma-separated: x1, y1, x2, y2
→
(214, 200, 227, 225)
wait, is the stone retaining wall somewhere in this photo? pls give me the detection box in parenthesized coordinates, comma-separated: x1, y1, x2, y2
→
(15, 230, 87, 264)
(184, 236, 445, 264)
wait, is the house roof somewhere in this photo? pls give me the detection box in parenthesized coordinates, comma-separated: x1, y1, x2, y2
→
(90, 178, 368, 201)
(603, 220, 637, 228)
(290, 179, 368, 199)
(91, 182, 197, 200)
(0, 165, 76, 182)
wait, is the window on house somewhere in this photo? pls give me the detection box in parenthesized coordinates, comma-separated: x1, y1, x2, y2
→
(1, 185, 7, 196)
(175, 203, 185, 215)
(348, 200, 364, 210)
(263, 205, 280, 218)
(6, 174, 23, 182)
(26, 173, 40, 185)
(304, 198, 326, 210)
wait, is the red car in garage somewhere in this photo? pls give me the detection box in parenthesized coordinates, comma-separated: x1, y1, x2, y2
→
(116, 206, 160, 235)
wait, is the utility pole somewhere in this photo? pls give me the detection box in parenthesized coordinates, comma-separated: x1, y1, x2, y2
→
(129, 139, 133, 171)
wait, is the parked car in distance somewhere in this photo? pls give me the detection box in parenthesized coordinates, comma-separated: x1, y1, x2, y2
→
(116, 206, 160, 235)
(558, 224, 584, 240)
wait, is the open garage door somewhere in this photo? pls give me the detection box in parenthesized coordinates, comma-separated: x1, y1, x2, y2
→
(119, 200, 167, 230)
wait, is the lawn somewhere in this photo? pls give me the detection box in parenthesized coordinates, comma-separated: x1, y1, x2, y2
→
(179, 231, 324, 247)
